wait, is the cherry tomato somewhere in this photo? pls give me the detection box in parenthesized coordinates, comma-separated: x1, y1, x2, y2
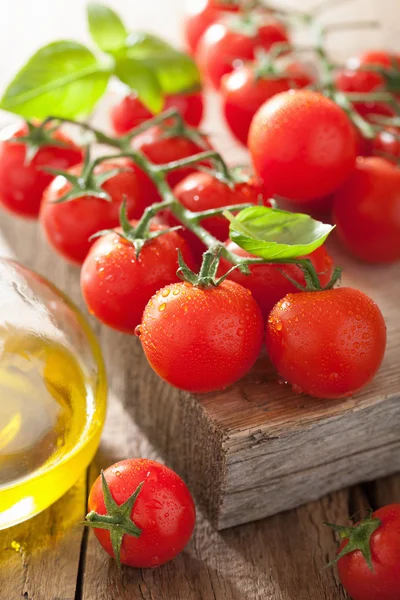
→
(372, 127, 400, 162)
(81, 223, 195, 332)
(110, 90, 204, 135)
(132, 124, 211, 188)
(139, 279, 264, 392)
(248, 90, 357, 203)
(184, 0, 241, 55)
(40, 160, 149, 265)
(219, 242, 334, 318)
(87, 459, 196, 568)
(221, 62, 312, 145)
(266, 287, 386, 399)
(196, 13, 289, 89)
(335, 50, 400, 120)
(336, 504, 400, 600)
(0, 123, 83, 219)
(333, 157, 400, 264)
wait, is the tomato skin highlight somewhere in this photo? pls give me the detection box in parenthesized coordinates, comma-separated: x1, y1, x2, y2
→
(140, 279, 264, 393)
(265, 288, 386, 399)
(221, 63, 312, 146)
(110, 91, 204, 135)
(88, 459, 196, 569)
(333, 157, 400, 264)
(248, 90, 357, 203)
(337, 504, 400, 600)
(184, 0, 240, 54)
(81, 224, 195, 333)
(0, 123, 83, 219)
(219, 242, 334, 318)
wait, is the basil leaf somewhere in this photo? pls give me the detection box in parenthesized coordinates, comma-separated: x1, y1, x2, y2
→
(0, 41, 109, 119)
(229, 206, 334, 260)
(87, 3, 128, 52)
(115, 58, 163, 113)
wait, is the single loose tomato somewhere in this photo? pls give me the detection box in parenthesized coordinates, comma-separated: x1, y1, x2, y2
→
(132, 124, 211, 188)
(40, 160, 149, 265)
(248, 90, 357, 203)
(81, 223, 195, 332)
(110, 90, 204, 135)
(334, 504, 400, 600)
(221, 61, 312, 145)
(184, 0, 241, 54)
(0, 123, 83, 219)
(87, 459, 196, 569)
(219, 242, 334, 318)
(139, 279, 264, 392)
(333, 157, 400, 264)
(266, 287, 386, 399)
(196, 12, 289, 89)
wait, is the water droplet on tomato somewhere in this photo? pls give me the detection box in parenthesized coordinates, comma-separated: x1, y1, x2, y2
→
(159, 303, 166, 312)
(275, 320, 283, 331)
(135, 325, 141, 337)
(292, 384, 303, 395)
(161, 288, 170, 298)
(329, 372, 339, 381)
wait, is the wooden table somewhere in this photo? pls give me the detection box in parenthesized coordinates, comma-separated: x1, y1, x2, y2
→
(1, 1, 400, 598)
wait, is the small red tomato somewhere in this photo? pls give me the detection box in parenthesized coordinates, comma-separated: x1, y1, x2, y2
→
(266, 287, 386, 399)
(248, 90, 357, 203)
(333, 157, 400, 264)
(40, 160, 148, 265)
(334, 504, 400, 600)
(0, 123, 83, 219)
(139, 279, 264, 392)
(335, 50, 400, 120)
(81, 223, 195, 332)
(219, 242, 334, 318)
(196, 13, 289, 89)
(110, 90, 204, 135)
(184, 0, 241, 54)
(132, 124, 211, 188)
(372, 127, 400, 163)
(87, 459, 196, 569)
(221, 62, 312, 145)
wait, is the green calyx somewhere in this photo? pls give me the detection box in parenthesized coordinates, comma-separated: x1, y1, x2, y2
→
(324, 510, 382, 572)
(177, 245, 238, 289)
(83, 471, 143, 569)
(12, 119, 71, 165)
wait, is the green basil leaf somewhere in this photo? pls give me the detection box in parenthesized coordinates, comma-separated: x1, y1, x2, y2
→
(115, 58, 163, 113)
(87, 3, 128, 52)
(0, 41, 110, 119)
(229, 206, 334, 260)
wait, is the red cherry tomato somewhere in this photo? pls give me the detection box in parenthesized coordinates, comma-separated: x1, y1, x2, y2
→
(184, 0, 240, 54)
(0, 123, 83, 219)
(221, 62, 312, 145)
(248, 90, 357, 203)
(372, 127, 400, 162)
(196, 13, 289, 89)
(335, 50, 400, 119)
(88, 459, 196, 569)
(219, 242, 334, 318)
(336, 504, 400, 600)
(132, 124, 211, 188)
(333, 157, 400, 264)
(266, 287, 386, 399)
(110, 90, 204, 135)
(40, 160, 149, 265)
(139, 279, 264, 392)
(81, 223, 195, 332)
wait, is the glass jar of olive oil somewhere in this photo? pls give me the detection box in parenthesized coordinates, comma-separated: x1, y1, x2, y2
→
(0, 259, 107, 529)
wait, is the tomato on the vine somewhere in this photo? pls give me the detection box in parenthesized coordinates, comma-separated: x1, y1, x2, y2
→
(0, 123, 83, 219)
(219, 242, 333, 318)
(87, 459, 196, 569)
(184, 0, 241, 54)
(248, 90, 357, 203)
(372, 127, 400, 162)
(139, 278, 264, 392)
(266, 287, 386, 399)
(110, 90, 204, 135)
(221, 61, 312, 145)
(81, 223, 195, 332)
(40, 160, 150, 265)
(132, 124, 211, 188)
(333, 157, 400, 264)
(196, 12, 289, 89)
